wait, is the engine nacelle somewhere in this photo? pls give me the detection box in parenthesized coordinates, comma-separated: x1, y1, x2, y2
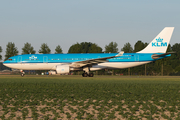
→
(56, 64, 70, 74)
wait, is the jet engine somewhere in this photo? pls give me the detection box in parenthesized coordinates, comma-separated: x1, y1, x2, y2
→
(56, 64, 70, 74)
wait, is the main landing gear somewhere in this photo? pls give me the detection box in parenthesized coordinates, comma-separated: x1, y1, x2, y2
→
(82, 67, 94, 77)
(82, 72, 94, 77)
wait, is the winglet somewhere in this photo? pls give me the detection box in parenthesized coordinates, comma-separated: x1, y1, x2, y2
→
(116, 51, 124, 57)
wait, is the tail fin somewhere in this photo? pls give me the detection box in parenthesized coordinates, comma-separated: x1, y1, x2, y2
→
(138, 27, 174, 53)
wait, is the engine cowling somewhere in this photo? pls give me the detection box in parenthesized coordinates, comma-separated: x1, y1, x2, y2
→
(56, 64, 70, 74)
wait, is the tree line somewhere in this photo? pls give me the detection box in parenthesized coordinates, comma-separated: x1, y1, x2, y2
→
(0, 41, 180, 75)
(0, 42, 119, 61)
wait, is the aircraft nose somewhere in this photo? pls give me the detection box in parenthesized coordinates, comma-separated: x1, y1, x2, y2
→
(3, 60, 12, 68)
(3, 59, 11, 67)
(3, 60, 7, 66)
(3, 59, 9, 63)
(3, 60, 7, 64)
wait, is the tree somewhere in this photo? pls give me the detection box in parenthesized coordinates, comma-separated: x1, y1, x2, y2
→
(0, 46, 2, 60)
(55, 45, 63, 54)
(170, 43, 180, 71)
(4, 42, 19, 61)
(22, 42, 36, 54)
(80, 42, 91, 53)
(105, 42, 118, 53)
(39, 43, 51, 54)
(134, 40, 148, 52)
(166, 44, 172, 52)
(68, 42, 102, 53)
(121, 42, 133, 53)
(68, 43, 81, 53)
(172, 43, 180, 60)
(89, 43, 102, 53)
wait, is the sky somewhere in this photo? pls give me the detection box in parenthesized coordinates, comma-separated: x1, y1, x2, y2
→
(0, 0, 180, 61)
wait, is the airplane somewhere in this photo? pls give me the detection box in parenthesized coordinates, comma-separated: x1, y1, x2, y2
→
(3, 27, 174, 77)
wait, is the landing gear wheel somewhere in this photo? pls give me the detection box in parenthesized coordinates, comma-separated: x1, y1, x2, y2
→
(84, 73, 88, 77)
(21, 73, 24, 77)
(82, 73, 88, 77)
(89, 73, 94, 77)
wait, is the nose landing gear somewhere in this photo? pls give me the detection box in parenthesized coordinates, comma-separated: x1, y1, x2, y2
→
(20, 70, 25, 77)
(21, 73, 25, 77)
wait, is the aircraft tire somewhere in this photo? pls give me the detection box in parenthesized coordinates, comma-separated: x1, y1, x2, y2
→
(84, 73, 88, 77)
(21, 74, 24, 77)
(89, 73, 94, 77)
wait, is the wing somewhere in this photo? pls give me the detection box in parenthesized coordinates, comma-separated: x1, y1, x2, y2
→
(70, 51, 124, 68)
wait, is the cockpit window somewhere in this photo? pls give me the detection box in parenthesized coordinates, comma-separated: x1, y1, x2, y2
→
(8, 59, 12, 61)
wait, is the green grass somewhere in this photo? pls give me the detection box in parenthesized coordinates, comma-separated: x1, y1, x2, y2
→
(0, 75, 180, 119)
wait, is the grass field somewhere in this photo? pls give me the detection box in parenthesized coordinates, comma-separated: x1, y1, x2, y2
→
(0, 75, 180, 119)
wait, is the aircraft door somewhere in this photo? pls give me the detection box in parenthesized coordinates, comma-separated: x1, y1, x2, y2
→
(135, 55, 139, 61)
(17, 56, 22, 63)
(43, 56, 48, 63)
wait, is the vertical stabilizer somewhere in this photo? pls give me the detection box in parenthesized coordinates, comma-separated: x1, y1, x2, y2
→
(138, 27, 174, 53)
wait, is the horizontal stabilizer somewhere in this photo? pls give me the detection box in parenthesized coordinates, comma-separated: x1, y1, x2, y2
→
(151, 52, 175, 59)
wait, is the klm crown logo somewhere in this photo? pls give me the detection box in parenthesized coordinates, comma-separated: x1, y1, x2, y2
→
(29, 55, 37, 60)
(152, 37, 167, 47)
(156, 37, 163, 42)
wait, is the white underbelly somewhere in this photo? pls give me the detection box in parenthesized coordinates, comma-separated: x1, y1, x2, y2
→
(4, 61, 152, 71)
